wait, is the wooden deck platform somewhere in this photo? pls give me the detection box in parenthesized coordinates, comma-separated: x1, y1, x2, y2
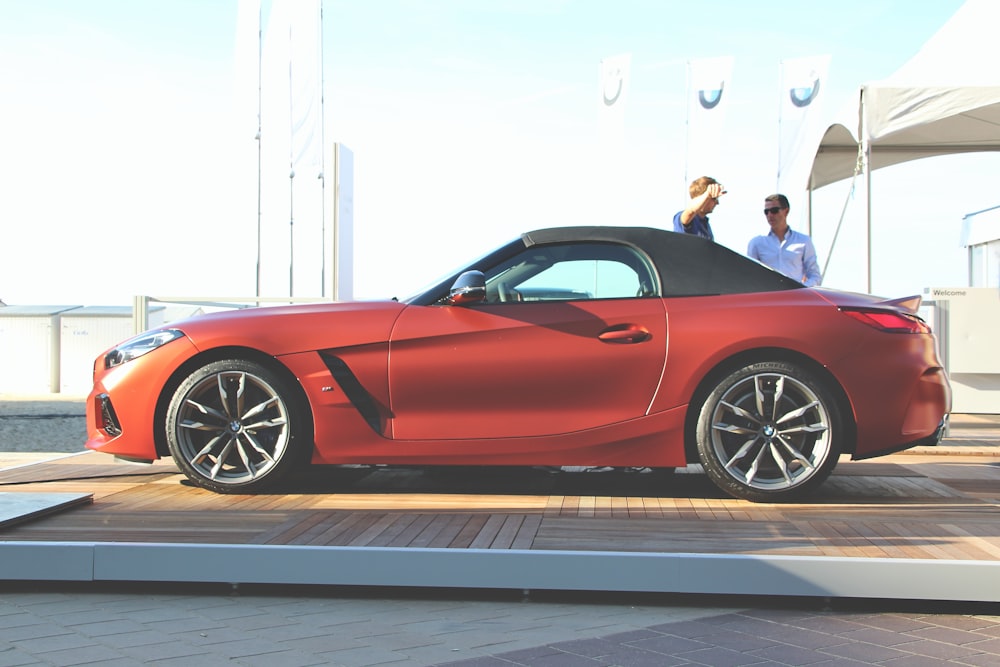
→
(2, 450, 999, 562)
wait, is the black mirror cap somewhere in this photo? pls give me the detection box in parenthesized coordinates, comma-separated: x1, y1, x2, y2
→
(446, 270, 486, 305)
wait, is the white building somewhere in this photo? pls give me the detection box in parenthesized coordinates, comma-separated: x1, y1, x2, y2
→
(962, 205, 1000, 288)
(923, 206, 1000, 414)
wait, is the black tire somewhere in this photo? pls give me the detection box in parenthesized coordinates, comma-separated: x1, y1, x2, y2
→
(695, 360, 842, 502)
(165, 358, 311, 493)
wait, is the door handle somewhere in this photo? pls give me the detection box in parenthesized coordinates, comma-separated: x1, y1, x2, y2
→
(598, 327, 651, 344)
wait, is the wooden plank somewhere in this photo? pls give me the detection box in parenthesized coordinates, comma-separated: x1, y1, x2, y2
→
(449, 514, 490, 549)
(426, 514, 477, 549)
(626, 496, 645, 517)
(823, 520, 892, 558)
(511, 514, 542, 550)
(309, 512, 383, 546)
(491, 515, 526, 549)
(842, 521, 907, 559)
(654, 496, 682, 519)
(672, 497, 700, 521)
(640, 497, 664, 519)
(365, 513, 421, 548)
(250, 512, 324, 545)
(550, 495, 573, 517)
(882, 521, 960, 561)
(594, 496, 613, 519)
(346, 513, 404, 547)
(287, 511, 350, 545)
(940, 523, 1000, 560)
(409, 514, 459, 548)
(468, 514, 507, 549)
(385, 514, 436, 548)
(533, 517, 822, 556)
(793, 521, 850, 557)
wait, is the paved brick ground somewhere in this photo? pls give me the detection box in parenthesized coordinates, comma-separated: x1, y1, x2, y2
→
(437, 600, 1000, 667)
(1, 583, 999, 666)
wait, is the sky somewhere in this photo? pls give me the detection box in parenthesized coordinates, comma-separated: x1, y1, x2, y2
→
(1, 0, 995, 308)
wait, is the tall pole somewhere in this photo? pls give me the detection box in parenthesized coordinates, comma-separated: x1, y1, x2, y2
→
(319, 0, 327, 298)
(865, 138, 872, 294)
(255, 1, 262, 302)
(861, 86, 872, 294)
(287, 19, 295, 299)
(332, 144, 339, 301)
(776, 60, 782, 192)
(806, 174, 813, 237)
(682, 60, 691, 186)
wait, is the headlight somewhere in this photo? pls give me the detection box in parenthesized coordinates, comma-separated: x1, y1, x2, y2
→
(104, 329, 185, 369)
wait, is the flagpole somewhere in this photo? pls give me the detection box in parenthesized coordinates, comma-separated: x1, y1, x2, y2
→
(776, 60, 783, 191)
(683, 60, 691, 186)
(287, 19, 295, 299)
(319, 0, 327, 299)
(255, 0, 263, 303)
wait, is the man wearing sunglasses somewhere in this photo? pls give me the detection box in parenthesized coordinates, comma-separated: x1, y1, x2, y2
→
(672, 175, 726, 241)
(747, 193, 822, 286)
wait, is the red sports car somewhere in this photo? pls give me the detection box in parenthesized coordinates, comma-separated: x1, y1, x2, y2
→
(85, 227, 951, 502)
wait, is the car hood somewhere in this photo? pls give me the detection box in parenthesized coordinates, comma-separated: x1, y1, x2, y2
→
(168, 300, 408, 356)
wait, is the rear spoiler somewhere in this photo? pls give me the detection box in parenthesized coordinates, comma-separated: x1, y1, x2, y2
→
(879, 294, 922, 315)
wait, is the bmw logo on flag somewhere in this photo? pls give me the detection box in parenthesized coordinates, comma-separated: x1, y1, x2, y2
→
(603, 68, 624, 106)
(789, 77, 821, 108)
(698, 82, 725, 110)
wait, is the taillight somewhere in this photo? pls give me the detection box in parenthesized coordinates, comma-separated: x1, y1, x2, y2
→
(840, 308, 931, 334)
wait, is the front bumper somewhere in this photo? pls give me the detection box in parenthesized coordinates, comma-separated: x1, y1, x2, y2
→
(85, 335, 199, 460)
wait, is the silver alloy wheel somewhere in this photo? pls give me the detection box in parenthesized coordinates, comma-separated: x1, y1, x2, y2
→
(173, 368, 291, 487)
(706, 371, 833, 494)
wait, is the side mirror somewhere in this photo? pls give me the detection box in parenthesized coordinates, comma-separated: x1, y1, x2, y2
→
(445, 270, 486, 305)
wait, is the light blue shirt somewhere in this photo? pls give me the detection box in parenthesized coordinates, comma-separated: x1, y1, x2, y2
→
(747, 227, 822, 286)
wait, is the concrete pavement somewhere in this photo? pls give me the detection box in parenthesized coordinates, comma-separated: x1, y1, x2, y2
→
(2, 582, 1000, 666)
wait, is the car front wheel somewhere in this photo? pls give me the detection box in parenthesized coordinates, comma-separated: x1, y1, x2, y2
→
(696, 361, 842, 502)
(165, 358, 310, 493)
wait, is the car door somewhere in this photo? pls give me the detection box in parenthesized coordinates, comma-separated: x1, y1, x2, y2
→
(386, 241, 667, 440)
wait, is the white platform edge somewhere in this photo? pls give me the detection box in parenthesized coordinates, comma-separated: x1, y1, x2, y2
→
(1, 542, 997, 603)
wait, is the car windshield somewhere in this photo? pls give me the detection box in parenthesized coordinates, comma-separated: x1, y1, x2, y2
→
(401, 237, 523, 305)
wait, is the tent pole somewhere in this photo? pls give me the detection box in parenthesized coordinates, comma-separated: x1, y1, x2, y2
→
(860, 84, 873, 295)
(865, 138, 872, 294)
(806, 174, 813, 237)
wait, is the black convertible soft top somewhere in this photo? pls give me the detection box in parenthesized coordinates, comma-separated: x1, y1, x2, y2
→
(407, 226, 802, 305)
(522, 226, 803, 297)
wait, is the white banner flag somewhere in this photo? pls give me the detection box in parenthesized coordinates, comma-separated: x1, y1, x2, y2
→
(777, 55, 831, 193)
(257, 0, 325, 298)
(288, 0, 323, 176)
(599, 53, 631, 147)
(685, 56, 733, 182)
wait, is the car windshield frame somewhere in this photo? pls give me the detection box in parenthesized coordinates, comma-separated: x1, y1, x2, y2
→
(402, 237, 527, 306)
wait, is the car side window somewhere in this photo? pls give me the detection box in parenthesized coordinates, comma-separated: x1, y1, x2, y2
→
(483, 242, 657, 303)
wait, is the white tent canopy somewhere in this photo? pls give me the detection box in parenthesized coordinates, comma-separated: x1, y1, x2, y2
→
(810, 0, 1000, 192)
(807, 0, 1000, 292)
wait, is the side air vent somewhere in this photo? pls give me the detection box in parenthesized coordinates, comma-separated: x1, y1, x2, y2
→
(319, 353, 384, 432)
(97, 393, 123, 437)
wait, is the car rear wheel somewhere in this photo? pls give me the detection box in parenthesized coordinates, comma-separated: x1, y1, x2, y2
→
(165, 358, 310, 493)
(695, 361, 842, 502)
